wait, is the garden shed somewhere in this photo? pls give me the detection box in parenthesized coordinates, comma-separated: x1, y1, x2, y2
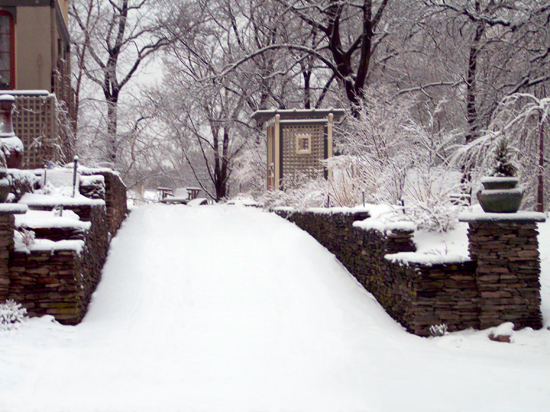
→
(252, 108, 345, 191)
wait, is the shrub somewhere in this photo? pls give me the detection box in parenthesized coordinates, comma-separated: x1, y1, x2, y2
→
(429, 323, 448, 337)
(490, 137, 517, 177)
(0, 300, 28, 331)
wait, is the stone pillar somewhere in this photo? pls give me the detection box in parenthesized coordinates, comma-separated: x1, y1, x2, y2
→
(0, 205, 28, 302)
(459, 212, 546, 330)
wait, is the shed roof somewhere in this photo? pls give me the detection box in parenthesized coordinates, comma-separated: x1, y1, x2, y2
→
(252, 108, 346, 124)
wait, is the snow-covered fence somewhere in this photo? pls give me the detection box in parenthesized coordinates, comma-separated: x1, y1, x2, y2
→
(277, 209, 544, 336)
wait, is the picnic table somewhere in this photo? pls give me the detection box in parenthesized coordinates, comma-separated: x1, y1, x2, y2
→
(157, 187, 173, 200)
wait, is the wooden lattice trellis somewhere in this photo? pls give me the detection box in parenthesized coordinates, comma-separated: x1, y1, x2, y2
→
(252, 109, 345, 191)
(5, 91, 74, 169)
(281, 123, 325, 181)
(12, 93, 57, 169)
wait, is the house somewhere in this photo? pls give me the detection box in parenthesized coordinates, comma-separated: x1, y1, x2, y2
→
(0, 0, 75, 169)
(252, 108, 345, 191)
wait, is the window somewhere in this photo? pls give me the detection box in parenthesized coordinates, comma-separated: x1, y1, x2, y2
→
(0, 11, 14, 89)
(296, 135, 312, 154)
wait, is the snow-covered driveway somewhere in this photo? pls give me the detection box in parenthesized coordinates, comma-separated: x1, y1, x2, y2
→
(1, 205, 549, 412)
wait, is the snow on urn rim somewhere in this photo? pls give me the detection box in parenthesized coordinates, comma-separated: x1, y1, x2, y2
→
(0, 94, 15, 102)
(480, 176, 519, 183)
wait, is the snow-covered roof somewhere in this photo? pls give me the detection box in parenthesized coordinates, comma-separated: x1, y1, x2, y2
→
(252, 108, 346, 123)
(2, 90, 52, 97)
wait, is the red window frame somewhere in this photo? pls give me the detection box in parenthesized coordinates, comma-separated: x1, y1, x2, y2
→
(0, 10, 15, 90)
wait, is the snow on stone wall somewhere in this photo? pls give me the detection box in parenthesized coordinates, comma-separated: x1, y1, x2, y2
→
(0, 171, 127, 324)
(277, 208, 543, 336)
(8, 204, 108, 324)
(80, 169, 127, 236)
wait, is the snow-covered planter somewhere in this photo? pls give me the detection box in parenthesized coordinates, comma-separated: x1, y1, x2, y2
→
(0, 94, 23, 168)
(477, 177, 523, 213)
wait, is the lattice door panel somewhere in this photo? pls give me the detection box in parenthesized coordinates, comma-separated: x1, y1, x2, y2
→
(281, 124, 325, 181)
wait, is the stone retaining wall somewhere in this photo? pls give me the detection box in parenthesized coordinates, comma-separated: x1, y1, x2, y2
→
(0, 215, 14, 302)
(9, 249, 86, 323)
(466, 219, 543, 330)
(387, 260, 479, 335)
(80, 170, 127, 236)
(9, 204, 108, 324)
(277, 209, 543, 336)
(0, 170, 127, 324)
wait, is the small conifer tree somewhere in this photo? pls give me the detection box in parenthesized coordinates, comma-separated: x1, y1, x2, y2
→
(490, 137, 517, 177)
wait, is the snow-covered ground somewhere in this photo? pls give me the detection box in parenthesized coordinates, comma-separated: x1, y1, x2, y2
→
(0, 204, 549, 412)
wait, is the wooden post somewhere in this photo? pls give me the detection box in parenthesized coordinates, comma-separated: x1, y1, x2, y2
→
(537, 114, 544, 212)
(326, 112, 334, 180)
(72, 156, 79, 197)
(274, 114, 281, 190)
(327, 113, 334, 158)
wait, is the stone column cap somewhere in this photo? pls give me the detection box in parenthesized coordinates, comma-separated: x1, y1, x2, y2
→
(459, 211, 546, 223)
(0, 203, 28, 215)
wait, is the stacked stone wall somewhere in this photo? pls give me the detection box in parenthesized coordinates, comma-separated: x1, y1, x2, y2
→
(467, 221, 543, 330)
(277, 210, 477, 336)
(80, 170, 127, 236)
(0, 215, 14, 302)
(389, 261, 479, 335)
(9, 204, 108, 324)
(79, 176, 105, 200)
(9, 249, 86, 323)
(277, 209, 543, 336)
(0, 168, 126, 325)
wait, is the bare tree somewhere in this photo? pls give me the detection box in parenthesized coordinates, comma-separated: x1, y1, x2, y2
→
(197, 1, 394, 112)
(273, 0, 393, 111)
(70, 0, 172, 168)
(421, 0, 550, 143)
(150, 1, 250, 200)
(149, 0, 318, 200)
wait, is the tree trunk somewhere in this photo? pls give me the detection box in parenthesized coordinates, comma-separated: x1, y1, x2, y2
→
(465, 21, 484, 144)
(216, 128, 231, 201)
(106, 93, 119, 166)
(303, 70, 311, 109)
(537, 115, 544, 212)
